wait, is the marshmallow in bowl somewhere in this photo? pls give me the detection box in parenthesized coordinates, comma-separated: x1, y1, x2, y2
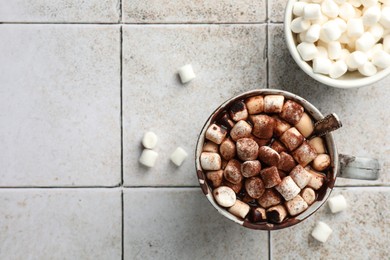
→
(291, 0, 390, 78)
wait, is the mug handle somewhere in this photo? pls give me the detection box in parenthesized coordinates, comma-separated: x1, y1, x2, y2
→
(338, 154, 380, 180)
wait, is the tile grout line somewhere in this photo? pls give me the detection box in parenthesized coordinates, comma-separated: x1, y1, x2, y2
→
(268, 231, 272, 260)
(0, 22, 271, 25)
(119, 0, 124, 258)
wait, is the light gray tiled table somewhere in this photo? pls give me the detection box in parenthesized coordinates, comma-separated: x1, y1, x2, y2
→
(0, 0, 389, 259)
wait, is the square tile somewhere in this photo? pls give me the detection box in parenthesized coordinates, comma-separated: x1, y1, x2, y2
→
(268, 0, 288, 23)
(0, 188, 121, 259)
(268, 24, 390, 186)
(0, 25, 121, 187)
(124, 188, 269, 259)
(270, 187, 390, 259)
(122, 25, 267, 186)
(122, 0, 266, 23)
(0, 0, 120, 23)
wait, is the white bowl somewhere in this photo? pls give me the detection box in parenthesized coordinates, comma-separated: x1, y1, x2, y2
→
(284, 0, 390, 88)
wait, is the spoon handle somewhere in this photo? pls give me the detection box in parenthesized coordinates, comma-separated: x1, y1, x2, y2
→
(313, 113, 342, 137)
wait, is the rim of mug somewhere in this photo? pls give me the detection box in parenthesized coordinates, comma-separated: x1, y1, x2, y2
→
(195, 89, 338, 230)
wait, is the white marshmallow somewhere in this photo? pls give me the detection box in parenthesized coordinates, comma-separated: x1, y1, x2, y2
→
(338, 32, 350, 44)
(372, 50, 390, 68)
(293, 1, 307, 16)
(348, 0, 361, 7)
(313, 14, 329, 25)
(379, 0, 390, 4)
(305, 24, 322, 43)
(363, 6, 381, 26)
(384, 35, 390, 52)
(334, 18, 347, 32)
(317, 46, 329, 58)
(356, 32, 377, 52)
(170, 147, 188, 166)
(328, 194, 348, 213)
(347, 18, 364, 38)
(334, 0, 346, 3)
(311, 221, 333, 243)
(304, 4, 322, 20)
(346, 51, 368, 69)
(320, 20, 342, 42)
(313, 57, 333, 74)
(339, 3, 356, 21)
(358, 62, 378, 76)
(297, 42, 319, 61)
(322, 0, 339, 18)
(178, 64, 196, 84)
(346, 36, 357, 52)
(362, 0, 378, 7)
(312, 0, 324, 2)
(338, 48, 351, 61)
(291, 17, 311, 33)
(369, 23, 384, 42)
(139, 149, 158, 168)
(354, 8, 362, 18)
(142, 131, 158, 149)
(329, 60, 348, 78)
(380, 7, 390, 29)
(366, 43, 383, 60)
(298, 31, 307, 43)
(328, 41, 342, 59)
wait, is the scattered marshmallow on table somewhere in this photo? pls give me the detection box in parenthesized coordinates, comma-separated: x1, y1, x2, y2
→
(178, 64, 196, 84)
(328, 194, 348, 213)
(170, 147, 188, 166)
(311, 221, 333, 243)
(142, 131, 158, 149)
(139, 149, 159, 168)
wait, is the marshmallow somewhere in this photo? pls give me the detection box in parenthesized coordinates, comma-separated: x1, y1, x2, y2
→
(372, 50, 390, 68)
(245, 177, 266, 199)
(250, 207, 267, 222)
(258, 189, 282, 208)
(313, 13, 329, 25)
(273, 117, 291, 137)
(380, 7, 390, 29)
(305, 24, 322, 43)
(290, 165, 312, 189)
(213, 186, 237, 207)
(301, 187, 316, 205)
(250, 135, 271, 148)
(329, 60, 348, 78)
(241, 160, 262, 178)
(334, 17, 347, 32)
(347, 18, 364, 38)
(358, 61, 378, 76)
(275, 176, 301, 201)
(271, 140, 288, 154)
(316, 46, 329, 58)
(334, 0, 346, 3)
(280, 100, 304, 125)
(309, 137, 327, 154)
(320, 20, 342, 42)
(201, 152, 222, 171)
(264, 95, 285, 113)
(338, 32, 350, 44)
(328, 194, 348, 213)
(362, 0, 378, 7)
(236, 138, 259, 161)
(139, 149, 158, 168)
(322, 0, 339, 18)
(228, 200, 250, 219)
(384, 35, 390, 53)
(245, 95, 264, 115)
(338, 48, 351, 60)
(170, 147, 188, 166)
(306, 168, 326, 190)
(202, 141, 219, 153)
(142, 131, 158, 149)
(346, 51, 368, 69)
(266, 205, 288, 223)
(224, 159, 243, 184)
(220, 138, 236, 161)
(178, 64, 196, 84)
(313, 57, 332, 75)
(223, 180, 243, 194)
(339, 3, 356, 21)
(349, 0, 361, 7)
(205, 123, 227, 145)
(293, 2, 307, 16)
(280, 127, 305, 151)
(285, 195, 309, 216)
(206, 170, 223, 187)
(216, 112, 235, 131)
(230, 120, 252, 141)
(250, 114, 275, 139)
(312, 154, 331, 171)
(295, 112, 314, 137)
(369, 23, 384, 42)
(363, 6, 381, 26)
(304, 4, 322, 20)
(311, 221, 333, 243)
(229, 101, 248, 122)
(258, 146, 280, 166)
(355, 32, 376, 52)
(292, 141, 318, 167)
(260, 166, 282, 188)
(291, 17, 311, 33)
(328, 41, 342, 59)
(278, 152, 296, 172)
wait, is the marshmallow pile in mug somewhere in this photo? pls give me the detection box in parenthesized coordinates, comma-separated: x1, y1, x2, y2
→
(291, 0, 390, 78)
